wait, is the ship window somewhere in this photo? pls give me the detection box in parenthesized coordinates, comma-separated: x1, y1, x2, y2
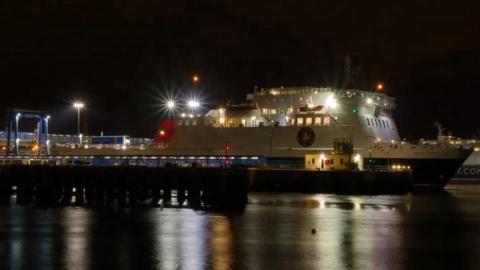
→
(184, 121, 190, 126)
(178, 121, 183, 126)
(386, 121, 390, 128)
(305, 117, 313, 126)
(241, 119, 246, 126)
(382, 120, 386, 128)
(192, 120, 197, 126)
(290, 119, 295, 125)
(323, 116, 331, 126)
(271, 109, 277, 115)
(366, 118, 370, 126)
(376, 119, 380, 126)
(262, 108, 268, 115)
(297, 117, 304, 126)
(315, 117, 322, 126)
(287, 107, 294, 114)
(340, 158, 344, 164)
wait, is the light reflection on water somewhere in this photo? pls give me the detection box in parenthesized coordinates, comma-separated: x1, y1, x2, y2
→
(1, 185, 480, 270)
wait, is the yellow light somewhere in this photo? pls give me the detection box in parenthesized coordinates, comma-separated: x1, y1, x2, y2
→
(376, 83, 384, 91)
(270, 90, 279, 96)
(219, 117, 225, 124)
(475, 147, 480, 152)
(366, 98, 373, 104)
(73, 102, 84, 109)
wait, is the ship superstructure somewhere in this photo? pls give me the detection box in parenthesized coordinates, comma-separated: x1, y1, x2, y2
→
(160, 86, 400, 157)
(153, 86, 471, 188)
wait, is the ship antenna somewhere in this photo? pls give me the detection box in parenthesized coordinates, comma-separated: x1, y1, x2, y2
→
(433, 121, 444, 138)
(342, 56, 351, 89)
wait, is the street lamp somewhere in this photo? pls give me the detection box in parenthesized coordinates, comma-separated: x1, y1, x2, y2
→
(73, 102, 84, 135)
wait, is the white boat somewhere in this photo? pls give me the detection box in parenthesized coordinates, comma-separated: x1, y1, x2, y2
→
(152, 86, 471, 189)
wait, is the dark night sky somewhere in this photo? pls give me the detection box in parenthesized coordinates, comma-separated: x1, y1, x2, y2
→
(0, 0, 479, 139)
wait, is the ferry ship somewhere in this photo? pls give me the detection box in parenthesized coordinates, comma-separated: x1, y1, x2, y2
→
(420, 128, 480, 181)
(153, 86, 471, 189)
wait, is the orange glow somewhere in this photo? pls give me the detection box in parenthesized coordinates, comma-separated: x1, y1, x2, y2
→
(376, 83, 384, 91)
(192, 74, 200, 83)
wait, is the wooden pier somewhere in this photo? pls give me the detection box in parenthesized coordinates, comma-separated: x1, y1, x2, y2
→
(0, 165, 248, 209)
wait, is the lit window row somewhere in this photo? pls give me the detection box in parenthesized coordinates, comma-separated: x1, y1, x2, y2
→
(177, 119, 198, 126)
(262, 108, 277, 115)
(294, 116, 331, 126)
(366, 117, 390, 128)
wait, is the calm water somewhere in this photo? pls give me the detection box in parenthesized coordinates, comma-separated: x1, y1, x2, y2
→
(1, 185, 480, 270)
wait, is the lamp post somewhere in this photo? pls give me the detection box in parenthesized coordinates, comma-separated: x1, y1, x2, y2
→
(73, 102, 84, 135)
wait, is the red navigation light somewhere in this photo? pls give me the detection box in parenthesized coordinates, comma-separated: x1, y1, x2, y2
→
(224, 145, 230, 152)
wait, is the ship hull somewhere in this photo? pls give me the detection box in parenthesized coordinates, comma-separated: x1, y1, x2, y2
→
(365, 157, 466, 191)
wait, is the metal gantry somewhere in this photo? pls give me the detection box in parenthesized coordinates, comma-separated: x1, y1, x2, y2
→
(6, 109, 50, 155)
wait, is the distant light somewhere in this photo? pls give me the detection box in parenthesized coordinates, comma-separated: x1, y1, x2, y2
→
(181, 113, 186, 118)
(325, 96, 338, 109)
(73, 102, 85, 109)
(189, 114, 194, 118)
(366, 98, 373, 104)
(166, 100, 176, 110)
(219, 117, 225, 124)
(270, 90, 279, 96)
(376, 83, 384, 91)
(46, 115, 51, 120)
(160, 130, 165, 135)
(192, 74, 200, 83)
(121, 145, 127, 150)
(187, 100, 200, 109)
